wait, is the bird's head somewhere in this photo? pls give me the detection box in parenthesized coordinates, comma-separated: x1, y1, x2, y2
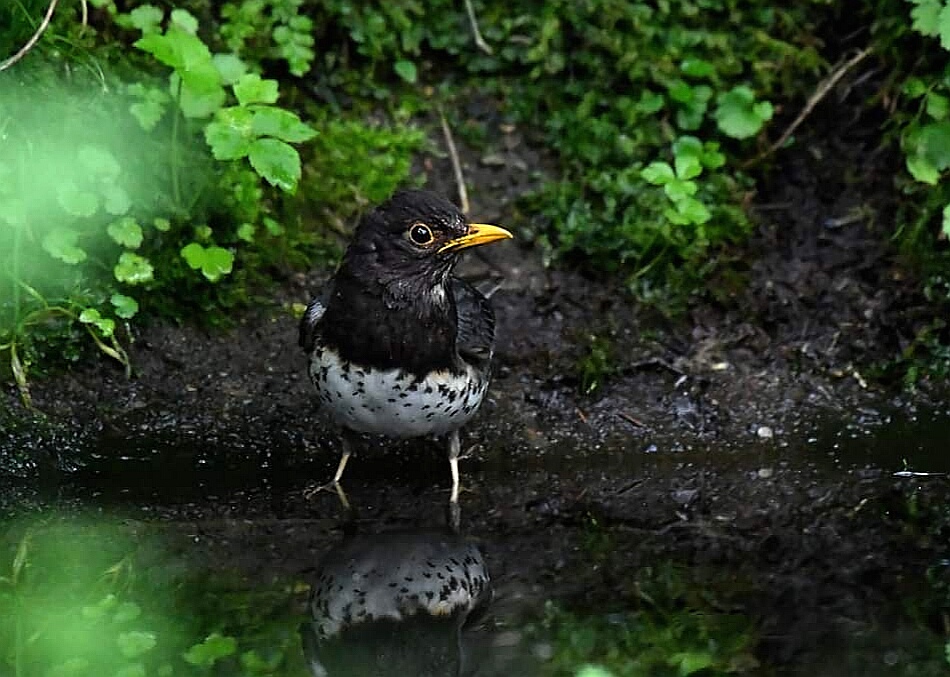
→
(343, 190, 512, 294)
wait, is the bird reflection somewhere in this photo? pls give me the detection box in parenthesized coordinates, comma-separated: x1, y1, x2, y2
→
(300, 530, 493, 677)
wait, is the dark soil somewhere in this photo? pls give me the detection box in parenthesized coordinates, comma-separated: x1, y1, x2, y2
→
(2, 84, 950, 675)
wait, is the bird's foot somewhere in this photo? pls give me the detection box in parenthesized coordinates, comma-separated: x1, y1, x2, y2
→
(303, 481, 351, 510)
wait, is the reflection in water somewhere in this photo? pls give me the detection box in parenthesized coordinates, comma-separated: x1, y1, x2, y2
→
(300, 530, 492, 677)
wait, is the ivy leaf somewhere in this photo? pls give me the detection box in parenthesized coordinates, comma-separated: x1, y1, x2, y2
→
(393, 59, 418, 83)
(79, 308, 116, 338)
(233, 73, 279, 106)
(107, 217, 144, 248)
(42, 228, 87, 264)
(56, 181, 99, 217)
(714, 86, 773, 139)
(180, 243, 234, 282)
(205, 107, 254, 160)
(114, 252, 154, 285)
(183, 633, 237, 667)
(250, 107, 317, 143)
(248, 138, 301, 191)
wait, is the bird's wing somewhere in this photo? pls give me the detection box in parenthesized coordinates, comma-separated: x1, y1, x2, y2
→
(451, 277, 495, 365)
(299, 290, 329, 353)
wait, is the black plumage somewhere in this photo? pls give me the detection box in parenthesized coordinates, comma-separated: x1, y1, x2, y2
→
(299, 190, 512, 527)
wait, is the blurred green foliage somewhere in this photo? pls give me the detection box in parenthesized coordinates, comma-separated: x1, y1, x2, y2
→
(0, 517, 310, 677)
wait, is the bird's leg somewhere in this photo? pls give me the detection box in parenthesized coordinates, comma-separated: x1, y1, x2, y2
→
(447, 430, 462, 533)
(303, 431, 355, 501)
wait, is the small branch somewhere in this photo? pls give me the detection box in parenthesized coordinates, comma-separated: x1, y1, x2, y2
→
(463, 0, 493, 55)
(0, 0, 60, 73)
(757, 47, 872, 162)
(438, 106, 470, 214)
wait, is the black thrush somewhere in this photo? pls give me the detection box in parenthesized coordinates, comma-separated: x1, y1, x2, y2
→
(299, 190, 512, 525)
(300, 531, 492, 677)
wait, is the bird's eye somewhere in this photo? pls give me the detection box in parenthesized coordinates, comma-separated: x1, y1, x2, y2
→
(408, 223, 434, 246)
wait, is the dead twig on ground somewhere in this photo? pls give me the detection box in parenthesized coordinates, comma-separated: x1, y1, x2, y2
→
(463, 0, 494, 55)
(0, 0, 63, 73)
(747, 46, 873, 166)
(438, 106, 470, 214)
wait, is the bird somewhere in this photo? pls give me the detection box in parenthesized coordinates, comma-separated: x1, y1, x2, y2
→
(299, 189, 512, 527)
(300, 530, 493, 677)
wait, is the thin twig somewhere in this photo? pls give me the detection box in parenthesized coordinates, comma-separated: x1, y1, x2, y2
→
(617, 411, 646, 428)
(757, 47, 872, 161)
(0, 0, 60, 73)
(463, 0, 493, 55)
(438, 106, 470, 214)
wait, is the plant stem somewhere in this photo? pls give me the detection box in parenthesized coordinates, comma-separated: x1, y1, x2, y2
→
(171, 78, 183, 211)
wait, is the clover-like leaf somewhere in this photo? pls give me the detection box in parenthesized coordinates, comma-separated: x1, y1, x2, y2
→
(714, 86, 773, 139)
(108, 217, 144, 248)
(183, 633, 237, 667)
(181, 243, 234, 282)
(248, 138, 301, 192)
(111, 293, 139, 320)
(641, 161, 675, 185)
(117, 630, 157, 659)
(79, 308, 116, 338)
(56, 181, 99, 217)
(114, 252, 154, 285)
(43, 228, 87, 264)
(78, 145, 121, 179)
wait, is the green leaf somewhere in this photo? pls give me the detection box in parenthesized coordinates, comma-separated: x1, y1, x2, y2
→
(183, 633, 237, 667)
(927, 92, 950, 119)
(102, 184, 132, 216)
(117, 631, 157, 659)
(939, 3, 950, 49)
(114, 252, 154, 285)
(170, 8, 198, 34)
(205, 107, 255, 159)
(125, 5, 163, 34)
(676, 196, 712, 224)
(153, 217, 171, 232)
(680, 58, 714, 78)
(180, 243, 234, 282)
(56, 181, 99, 217)
(82, 594, 117, 620)
(635, 90, 665, 114)
(43, 228, 87, 264)
(911, 0, 942, 36)
(394, 59, 418, 83)
(263, 217, 283, 235)
(248, 138, 301, 191)
(130, 99, 166, 131)
(233, 73, 279, 106)
(175, 72, 227, 118)
(663, 178, 697, 202)
(213, 54, 248, 85)
(236, 223, 255, 242)
(674, 154, 702, 180)
(907, 153, 940, 184)
(78, 145, 120, 179)
(111, 294, 140, 320)
(942, 203, 950, 240)
(250, 107, 317, 143)
(903, 77, 928, 98)
(108, 217, 144, 248)
(715, 86, 773, 139)
(79, 308, 116, 338)
(641, 161, 675, 185)
(669, 651, 715, 675)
